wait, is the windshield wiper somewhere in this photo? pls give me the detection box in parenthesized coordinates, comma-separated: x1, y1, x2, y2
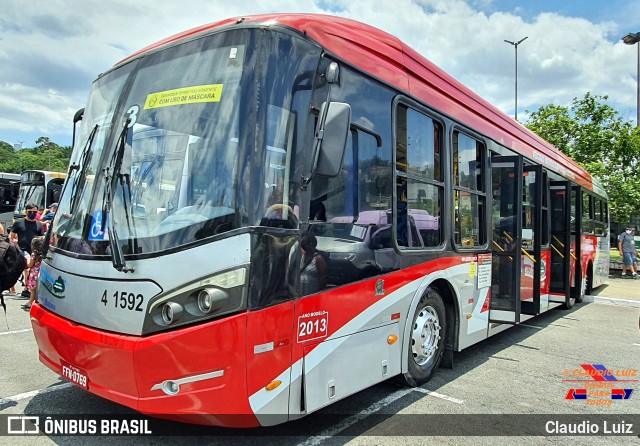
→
(22, 185, 37, 209)
(41, 124, 99, 259)
(102, 118, 135, 273)
(68, 124, 99, 216)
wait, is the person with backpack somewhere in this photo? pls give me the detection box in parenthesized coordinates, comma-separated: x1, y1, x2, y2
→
(0, 235, 28, 320)
(9, 203, 44, 294)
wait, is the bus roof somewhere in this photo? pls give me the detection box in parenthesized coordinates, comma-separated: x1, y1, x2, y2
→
(20, 170, 66, 179)
(116, 13, 596, 192)
(0, 172, 20, 181)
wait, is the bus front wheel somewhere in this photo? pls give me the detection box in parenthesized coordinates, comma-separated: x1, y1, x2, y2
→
(402, 288, 446, 387)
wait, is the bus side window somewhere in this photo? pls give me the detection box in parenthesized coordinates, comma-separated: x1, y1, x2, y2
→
(395, 105, 444, 249)
(452, 131, 486, 248)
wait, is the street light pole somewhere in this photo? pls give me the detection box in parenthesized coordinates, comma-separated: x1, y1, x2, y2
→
(504, 36, 528, 121)
(622, 32, 640, 127)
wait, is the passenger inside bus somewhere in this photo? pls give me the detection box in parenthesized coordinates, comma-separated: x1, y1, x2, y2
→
(300, 233, 327, 295)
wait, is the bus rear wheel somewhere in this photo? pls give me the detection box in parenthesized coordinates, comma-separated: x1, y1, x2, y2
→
(563, 295, 575, 309)
(576, 266, 593, 304)
(402, 288, 446, 387)
(576, 277, 587, 304)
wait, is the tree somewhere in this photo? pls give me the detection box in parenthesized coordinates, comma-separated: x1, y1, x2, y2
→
(526, 93, 640, 224)
(0, 140, 15, 165)
(0, 137, 71, 173)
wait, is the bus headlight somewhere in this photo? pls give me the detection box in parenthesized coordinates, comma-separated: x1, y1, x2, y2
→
(203, 268, 246, 289)
(144, 266, 248, 334)
(197, 288, 228, 314)
(161, 302, 183, 325)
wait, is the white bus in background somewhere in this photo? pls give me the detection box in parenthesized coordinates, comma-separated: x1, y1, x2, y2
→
(14, 170, 66, 219)
(0, 172, 21, 232)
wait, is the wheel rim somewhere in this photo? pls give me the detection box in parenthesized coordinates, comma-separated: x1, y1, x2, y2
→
(411, 305, 441, 366)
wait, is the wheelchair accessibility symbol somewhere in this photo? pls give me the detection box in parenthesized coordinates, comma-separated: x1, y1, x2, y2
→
(89, 210, 108, 241)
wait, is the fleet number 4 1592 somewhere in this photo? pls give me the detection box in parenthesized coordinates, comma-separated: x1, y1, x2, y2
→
(101, 290, 144, 312)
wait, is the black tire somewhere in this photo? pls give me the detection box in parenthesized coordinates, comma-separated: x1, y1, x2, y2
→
(563, 295, 575, 309)
(575, 276, 586, 304)
(585, 266, 593, 296)
(401, 288, 446, 387)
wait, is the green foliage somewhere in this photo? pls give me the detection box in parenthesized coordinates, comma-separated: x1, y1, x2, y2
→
(525, 93, 640, 224)
(0, 141, 15, 164)
(609, 249, 621, 260)
(0, 136, 71, 173)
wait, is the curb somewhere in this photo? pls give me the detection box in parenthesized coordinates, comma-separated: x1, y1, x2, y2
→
(583, 295, 640, 308)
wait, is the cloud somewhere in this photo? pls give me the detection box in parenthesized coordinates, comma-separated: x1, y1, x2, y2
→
(0, 0, 638, 147)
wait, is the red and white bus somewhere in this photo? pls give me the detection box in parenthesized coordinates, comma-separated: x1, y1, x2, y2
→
(32, 14, 609, 427)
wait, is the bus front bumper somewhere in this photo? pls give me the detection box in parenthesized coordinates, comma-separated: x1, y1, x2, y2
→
(30, 302, 257, 427)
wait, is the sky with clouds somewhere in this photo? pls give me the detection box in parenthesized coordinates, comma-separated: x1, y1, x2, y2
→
(1, 0, 639, 148)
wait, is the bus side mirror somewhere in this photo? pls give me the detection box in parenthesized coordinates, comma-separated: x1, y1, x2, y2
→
(72, 107, 85, 147)
(315, 102, 351, 177)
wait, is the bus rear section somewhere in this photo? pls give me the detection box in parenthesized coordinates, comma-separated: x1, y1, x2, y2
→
(0, 172, 20, 215)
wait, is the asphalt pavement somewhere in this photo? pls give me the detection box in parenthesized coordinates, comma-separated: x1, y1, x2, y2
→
(589, 274, 640, 306)
(1, 279, 29, 327)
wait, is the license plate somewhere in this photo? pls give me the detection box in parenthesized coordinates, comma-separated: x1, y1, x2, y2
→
(60, 360, 89, 390)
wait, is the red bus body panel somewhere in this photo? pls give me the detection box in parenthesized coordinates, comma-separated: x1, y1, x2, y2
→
(31, 304, 258, 427)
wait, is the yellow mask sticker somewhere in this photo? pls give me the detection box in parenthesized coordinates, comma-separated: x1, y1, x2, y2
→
(144, 84, 223, 109)
(469, 261, 477, 279)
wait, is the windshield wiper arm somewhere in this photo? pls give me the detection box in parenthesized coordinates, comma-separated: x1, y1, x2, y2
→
(69, 124, 99, 215)
(119, 165, 137, 254)
(102, 118, 134, 273)
(41, 124, 99, 259)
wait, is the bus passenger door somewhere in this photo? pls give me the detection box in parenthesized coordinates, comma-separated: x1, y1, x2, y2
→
(570, 185, 583, 300)
(521, 165, 542, 316)
(549, 181, 571, 306)
(490, 155, 522, 324)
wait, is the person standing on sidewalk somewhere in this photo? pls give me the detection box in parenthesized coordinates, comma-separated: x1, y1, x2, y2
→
(618, 225, 638, 278)
(9, 203, 44, 295)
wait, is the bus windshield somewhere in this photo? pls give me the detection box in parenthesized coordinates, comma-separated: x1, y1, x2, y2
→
(15, 183, 44, 214)
(52, 28, 320, 257)
(14, 171, 65, 217)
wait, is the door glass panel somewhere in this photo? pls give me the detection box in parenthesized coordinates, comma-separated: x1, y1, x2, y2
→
(550, 187, 567, 293)
(521, 169, 536, 304)
(491, 160, 519, 312)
